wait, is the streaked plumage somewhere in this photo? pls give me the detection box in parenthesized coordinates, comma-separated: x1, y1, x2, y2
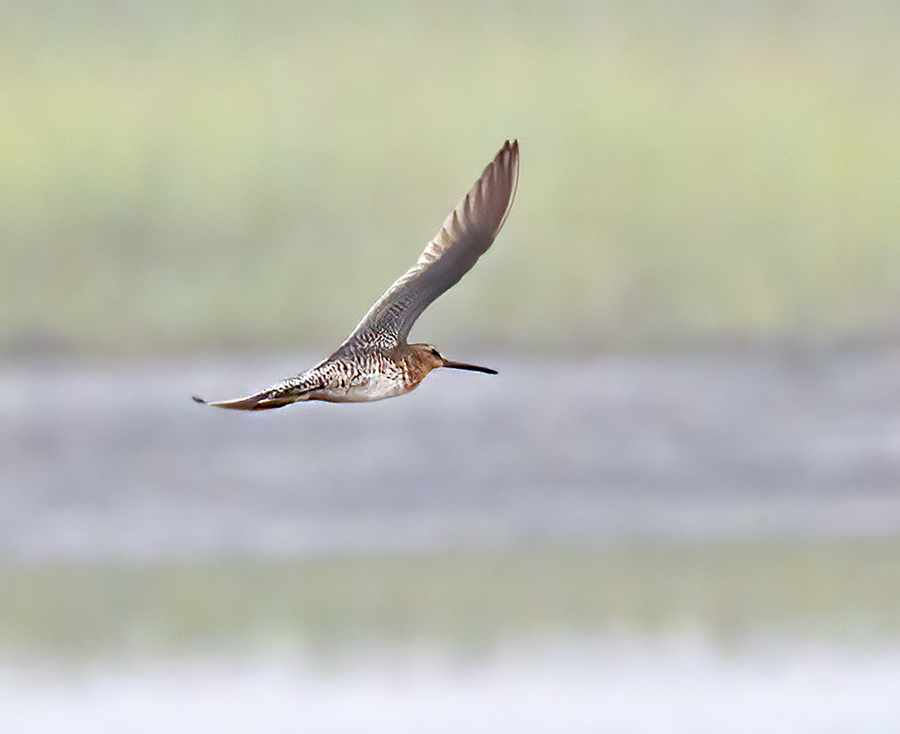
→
(193, 140, 519, 410)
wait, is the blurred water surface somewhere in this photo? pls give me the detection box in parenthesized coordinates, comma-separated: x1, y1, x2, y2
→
(3, 351, 900, 560)
(3, 351, 900, 733)
(3, 640, 900, 734)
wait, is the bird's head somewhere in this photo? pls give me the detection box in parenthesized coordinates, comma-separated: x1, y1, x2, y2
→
(409, 344, 497, 375)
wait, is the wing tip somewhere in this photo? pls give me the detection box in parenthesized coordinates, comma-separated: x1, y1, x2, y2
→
(500, 139, 519, 168)
(491, 139, 519, 233)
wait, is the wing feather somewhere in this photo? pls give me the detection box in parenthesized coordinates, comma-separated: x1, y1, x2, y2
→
(334, 140, 519, 354)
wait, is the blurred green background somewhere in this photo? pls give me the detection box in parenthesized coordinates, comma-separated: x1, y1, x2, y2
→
(4, 0, 900, 357)
(4, 538, 900, 660)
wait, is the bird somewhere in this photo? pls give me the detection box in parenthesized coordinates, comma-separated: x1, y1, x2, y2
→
(192, 139, 518, 410)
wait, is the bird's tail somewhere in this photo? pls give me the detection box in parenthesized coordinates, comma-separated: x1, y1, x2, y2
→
(191, 391, 294, 410)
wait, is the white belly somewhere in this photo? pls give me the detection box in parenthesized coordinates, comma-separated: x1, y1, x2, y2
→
(315, 373, 416, 403)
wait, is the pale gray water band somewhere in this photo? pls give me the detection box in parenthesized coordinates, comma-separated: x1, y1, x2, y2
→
(3, 351, 900, 561)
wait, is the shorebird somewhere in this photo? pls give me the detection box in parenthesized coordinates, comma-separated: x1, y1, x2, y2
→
(193, 139, 518, 410)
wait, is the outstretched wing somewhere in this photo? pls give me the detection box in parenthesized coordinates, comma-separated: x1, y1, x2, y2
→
(333, 140, 519, 355)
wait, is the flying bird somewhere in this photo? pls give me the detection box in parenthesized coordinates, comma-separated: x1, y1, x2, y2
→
(193, 140, 519, 410)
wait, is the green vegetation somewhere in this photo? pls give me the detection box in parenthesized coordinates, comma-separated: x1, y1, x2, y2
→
(3, 1, 900, 354)
(2, 537, 899, 660)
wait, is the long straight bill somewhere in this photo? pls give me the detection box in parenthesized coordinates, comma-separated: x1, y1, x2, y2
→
(440, 358, 498, 375)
